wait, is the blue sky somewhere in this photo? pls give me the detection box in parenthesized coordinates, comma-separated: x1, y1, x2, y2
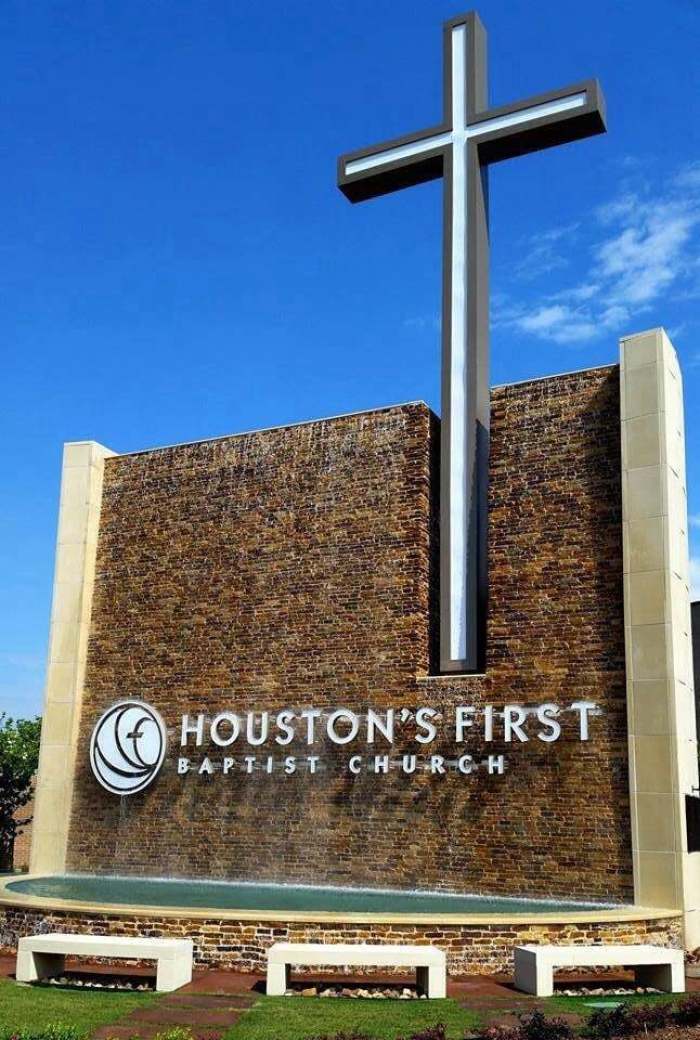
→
(1, 0, 699, 718)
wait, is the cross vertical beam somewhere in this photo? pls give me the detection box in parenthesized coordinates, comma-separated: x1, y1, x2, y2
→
(441, 17, 489, 672)
(338, 11, 606, 673)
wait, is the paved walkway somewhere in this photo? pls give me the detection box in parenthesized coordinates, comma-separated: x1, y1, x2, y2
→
(92, 983, 259, 1039)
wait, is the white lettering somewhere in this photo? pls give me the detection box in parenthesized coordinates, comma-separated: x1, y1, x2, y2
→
(537, 703, 561, 743)
(211, 712, 240, 747)
(415, 707, 438, 744)
(367, 709, 394, 744)
(180, 714, 204, 747)
(172, 700, 579, 780)
(246, 712, 269, 747)
(455, 706, 476, 742)
(504, 705, 528, 742)
(571, 701, 596, 741)
(484, 704, 494, 741)
(300, 709, 322, 744)
(327, 709, 360, 745)
(275, 710, 295, 746)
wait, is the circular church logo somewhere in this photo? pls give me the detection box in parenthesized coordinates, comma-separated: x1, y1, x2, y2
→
(90, 701, 167, 795)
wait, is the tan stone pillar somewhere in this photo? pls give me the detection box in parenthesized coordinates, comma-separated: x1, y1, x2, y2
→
(30, 440, 116, 874)
(621, 328, 700, 946)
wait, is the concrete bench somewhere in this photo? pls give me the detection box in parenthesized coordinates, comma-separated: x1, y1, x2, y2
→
(514, 944, 685, 997)
(16, 933, 193, 993)
(267, 942, 446, 998)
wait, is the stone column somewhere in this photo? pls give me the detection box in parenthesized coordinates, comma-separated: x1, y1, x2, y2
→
(621, 328, 700, 946)
(30, 441, 116, 875)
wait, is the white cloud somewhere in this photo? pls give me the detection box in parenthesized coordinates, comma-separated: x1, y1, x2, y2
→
(596, 193, 640, 226)
(667, 322, 687, 341)
(497, 161, 700, 346)
(597, 202, 698, 306)
(674, 162, 700, 191)
(513, 304, 598, 344)
(554, 283, 600, 303)
(513, 223, 579, 281)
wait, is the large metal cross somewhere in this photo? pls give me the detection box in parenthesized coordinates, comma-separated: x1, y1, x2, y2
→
(338, 11, 606, 674)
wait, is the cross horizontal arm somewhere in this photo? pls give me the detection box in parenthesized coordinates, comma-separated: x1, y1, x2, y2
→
(471, 78, 606, 164)
(337, 79, 605, 203)
(338, 125, 450, 203)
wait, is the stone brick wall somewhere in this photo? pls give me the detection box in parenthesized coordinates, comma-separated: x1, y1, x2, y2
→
(66, 366, 631, 902)
(0, 905, 681, 975)
(12, 796, 33, 871)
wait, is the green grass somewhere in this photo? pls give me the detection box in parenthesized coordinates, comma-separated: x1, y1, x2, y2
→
(223, 989, 691, 1040)
(0, 977, 159, 1034)
(224, 996, 480, 1040)
(545, 991, 680, 1015)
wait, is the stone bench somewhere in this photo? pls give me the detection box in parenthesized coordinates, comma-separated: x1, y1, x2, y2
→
(266, 942, 446, 998)
(514, 944, 685, 997)
(16, 933, 194, 993)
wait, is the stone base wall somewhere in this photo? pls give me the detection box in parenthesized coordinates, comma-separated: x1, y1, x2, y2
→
(0, 906, 682, 976)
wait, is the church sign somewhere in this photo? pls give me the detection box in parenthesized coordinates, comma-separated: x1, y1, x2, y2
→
(90, 699, 601, 794)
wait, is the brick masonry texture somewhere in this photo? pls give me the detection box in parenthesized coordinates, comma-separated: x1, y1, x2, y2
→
(65, 366, 631, 902)
(12, 796, 33, 871)
(0, 907, 682, 976)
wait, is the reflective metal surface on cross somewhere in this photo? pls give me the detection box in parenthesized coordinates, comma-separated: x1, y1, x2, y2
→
(338, 11, 606, 673)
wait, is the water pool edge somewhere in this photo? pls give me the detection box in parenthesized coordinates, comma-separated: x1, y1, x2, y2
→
(0, 874, 680, 926)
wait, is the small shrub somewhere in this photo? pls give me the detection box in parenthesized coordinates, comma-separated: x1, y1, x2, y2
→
(675, 992, 700, 1026)
(624, 1002, 672, 1034)
(406, 1027, 448, 1040)
(0, 1028, 86, 1040)
(584, 1005, 631, 1039)
(517, 1010, 573, 1040)
(481, 1028, 520, 1040)
(585, 1000, 678, 1039)
(153, 1031, 197, 1040)
(307, 1035, 372, 1040)
(308, 1035, 373, 1040)
(153, 1032, 221, 1040)
(478, 1013, 573, 1040)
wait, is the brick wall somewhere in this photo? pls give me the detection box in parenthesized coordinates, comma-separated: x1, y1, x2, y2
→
(66, 366, 631, 901)
(12, 796, 33, 871)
